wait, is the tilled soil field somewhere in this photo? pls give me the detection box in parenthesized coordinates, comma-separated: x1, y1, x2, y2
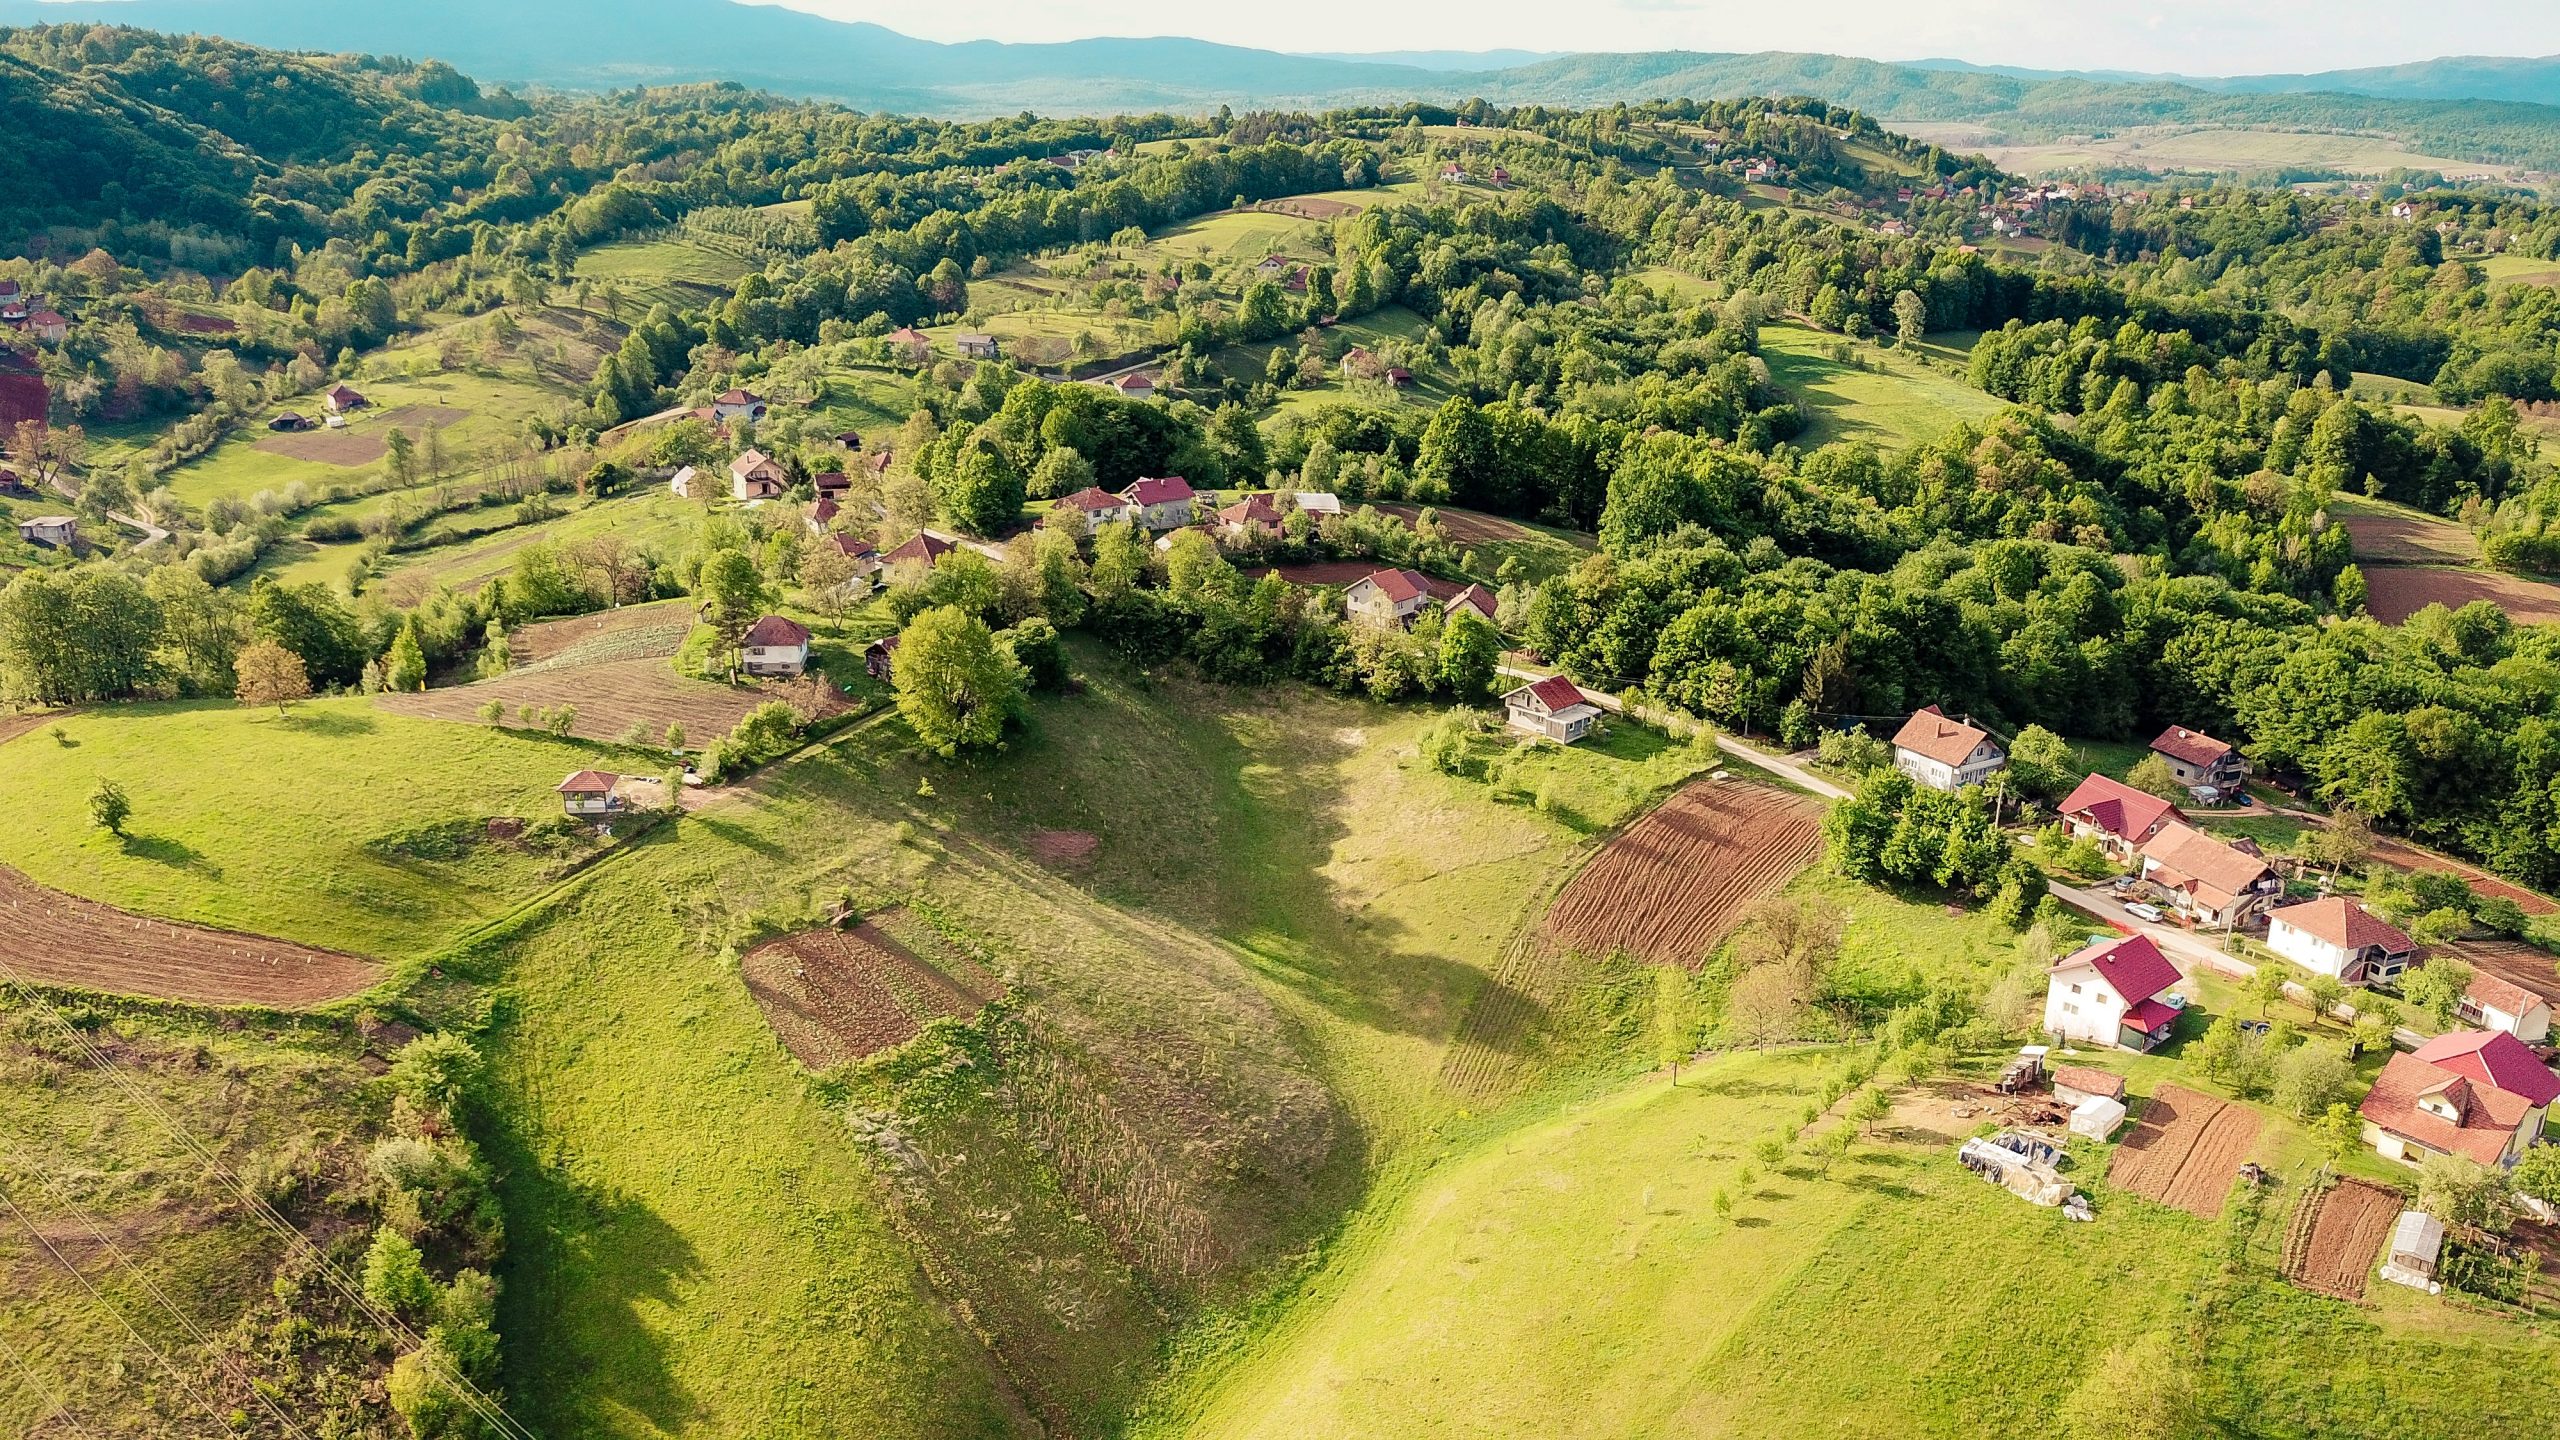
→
(508, 600, 697, 668)
(377, 659, 846, 746)
(1375, 503, 1561, 546)
(1540, 780, 1826, 967)
(2447, 938, 2560, 1003)
(2108, 1085, 2263, 1217)
(2284, 1177, 2402, 1299)
(2363, 565, 2560, 626)
(739, 911, 1001, 1068)
(0, 864, 378, 1007)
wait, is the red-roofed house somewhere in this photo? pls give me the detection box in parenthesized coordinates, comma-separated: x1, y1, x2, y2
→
(2150, 725, 2248, 798)
(1343, 568, 1433, 628)
(1890, 706, 2006, 791)
(557, 771, 624, 818)
(1110, 372, 1157, 400)
(2140, 822, 2281, 928)
(712, 388, 768, 424)
(1215, 493, 1284, 537)
(883, 530, 957, 569)
(1050, 486, 1135, 528)
(323, 383, 368, 414)
(2042, 933, 2187, 1051)
(730, 449, 788, 501)
(2360, 1030, 2559, 1168)
(2458, 969, 2553, 1044)
(885, 327, 931, 360)
(1444, 584, 1499, 626)
(819, 532, 883, 588)
(740, 615, 812, 677)
(28, 310, 67, 344)
(1503, 675, 1603, 745)
(2058, 773, 2186, 862)
(1120, 476, 1197, 530)
(2266, 898, 2414, 986)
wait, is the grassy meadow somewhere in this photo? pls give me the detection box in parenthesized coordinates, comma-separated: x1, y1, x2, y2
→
(1758, 323, 2005, 449)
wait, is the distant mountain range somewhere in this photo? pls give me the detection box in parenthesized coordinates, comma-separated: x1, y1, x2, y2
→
(7, 0, 2560, 166)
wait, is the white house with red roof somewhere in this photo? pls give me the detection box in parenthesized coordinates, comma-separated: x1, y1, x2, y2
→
(1444, 584, 1499, 626)
(1503, 676, 1603, 745)
(2058, 773, 2186, 862)
(557, 771, 624, 818)
(729, 449, 788, 501)
(1120, 476, 1197, 530)
(2360, 1029, 2560, 1168)
(1343, 568, 1434, 628)
(739, 614, 812, 677)
(712, 388, 768, 424)
(1890, 706, 2006, 791)
(2266, 898, 2414, 986)
(1109, 372, 1158, 400)
(2458, 970, 2553, 1045)
(2140, 822, 2281, 928)
(1050, 486, 1136, 529)
(2042, 933, 2186, 1051)
(1215, 493, 1284, 537)
(323, 383, 369, 414)
(2150, 724, 2248, 799)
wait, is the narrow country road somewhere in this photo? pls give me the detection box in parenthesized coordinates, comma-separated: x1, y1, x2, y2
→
(46, 471, 170, 547)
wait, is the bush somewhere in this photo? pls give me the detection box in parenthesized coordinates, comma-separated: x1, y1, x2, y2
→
(2272, 1042, 2354, 1120)
(1814, 726, 1890, 775)
(361, 1227, 438, 1318)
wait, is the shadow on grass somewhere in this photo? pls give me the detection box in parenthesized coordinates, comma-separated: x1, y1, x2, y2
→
(120, 831, 218, 877)
(497, 1167, 706, 1434)
(281, 707, 377, 737)
(686, 812, 789, 860)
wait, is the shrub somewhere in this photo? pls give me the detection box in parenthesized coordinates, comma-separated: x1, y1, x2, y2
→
(361, 1228, 438, 1318)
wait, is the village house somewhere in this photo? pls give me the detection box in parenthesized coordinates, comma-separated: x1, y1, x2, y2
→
(2265, 898, 2414, 986)
(2042, 933, 2185, 1052)
(955, 333, 1001, 360)
(883, 530, 957, 569)
(834, 430, 863, 450)
(2150, 725, 2248, 799)
(820, 530, 882, 578)
(1444, 584, 1499, 626)
(28, 310, 67, 343)
(807, 496, 840, 533)
(1110, 372, 1158, 400)
(2458, 970, 2554, 1045)
(812, 471, 852, 499)
(1120, 476, 1197, 530)
(1215, 493, 1285, 537)
(2058, 773, 2186, 863)
(2359, 1029, 2560, 1169)
(712, 388, 769, 424)
(323, 383, 369, 414)
(730, 449, 788, 501)
(669, 465, 702, 499)
(1051, 486, 1136, 529)
(739, 615, 813, 677)
(1890, 706, 2006, 791)
(884, 327, 931, 358)
(866, 634, 901, 682)
(1255, 254, 1290, 278)
(2139, 822, 2282, 928)
(1503, 675, 1603, 745)
(16, 515, 76, 547)
(1343, 568, 1434, 628)
(557, 771, 624, 819)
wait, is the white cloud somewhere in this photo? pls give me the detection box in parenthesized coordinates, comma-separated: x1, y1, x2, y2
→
(755, 0, 2560, 75)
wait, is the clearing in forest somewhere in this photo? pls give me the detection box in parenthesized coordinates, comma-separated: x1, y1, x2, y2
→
(2330, 497, 2479, 565)
(2106, 1085, 2264, 1218)
(2283, 1177, 2402, 1300)
(739, 909, 1003, 1069)
(0, 863, 378, 1007)
(2362, 565, 2560, 626)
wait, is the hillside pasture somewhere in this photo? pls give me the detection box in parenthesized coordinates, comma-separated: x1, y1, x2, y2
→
(1757, 322, 2004, 449)
(2485, 253, 2560, 289)
(2331, 495, 2479, 565)
(376, 657, 845, 746)
(2362, 564, 2560, 625)
(575, 236, 758, 309)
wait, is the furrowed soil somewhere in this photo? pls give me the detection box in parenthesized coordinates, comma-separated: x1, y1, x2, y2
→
(1539, 779, 1826, 966)
(506, 599, 696, 667)
(2108, 1085, 2263, 1218)
(2446, 938, 2560, 1004)
(739, 910, 1002, 1069)
(2284, 1177, 2402, 1300)
(2363, 565, 2560, 625)
(0, 863, 378, 1007)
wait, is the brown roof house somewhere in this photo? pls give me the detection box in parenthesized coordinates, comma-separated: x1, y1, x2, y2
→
(2150, 725, 2248, 799)
(2360, 1030, 2560, 1169)
(2265, 898, 2414, 986)
(1343, 568, 1433, 629)
(323, 383, 368, 414)
(1051, 486, 1136, 529)
(1215, 493, 1285, 538)
(1891, 706, 2006, 792)
(1444, 584, 1499, 626)
(865, 634, 902, 682)
(2458, 970, 2554, 1045)
(2138, 823, 2281, 928)
(883, 530, 957, 569)
(730, 449, 788, 501)
(557, 771, 624, 819)
(712, 388, 768, 424)
(1503, 675, 1604, 746)
(739, 614, 812, 677)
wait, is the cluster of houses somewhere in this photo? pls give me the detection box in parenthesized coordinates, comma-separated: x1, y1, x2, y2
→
(0, 281, 68, 344)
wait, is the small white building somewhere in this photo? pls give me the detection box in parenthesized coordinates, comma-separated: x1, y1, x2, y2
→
(1502, 676, 1603, 745)
(730, 449, 788, 502)
(2265, 898, 2414, 986)
(16, 515, 76, 547)
(669, 465, 702, 499)
(1293, 491, 1344, 517)
(1890, 706, 2006, 791)
(739, 614, 812, 677)
(2380, 1211, 2444, 1293)
(2460, 970, 2554, 1045)
(711, 388, 768, 424)
(557, 771, 623, 818)
(2042, 933, 2185, 1052)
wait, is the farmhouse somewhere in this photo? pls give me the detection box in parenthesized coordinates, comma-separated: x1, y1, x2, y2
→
(1445, 584, 1499, 625)
(1215, 493, 1284, 536)
(2042, 933, 2185, 1052)
(2458, 970, 2553, 1044)
(730, 449, 788, 501)
(955, 333, 1001, 360)
(866, 634, 900, 682)
(1343, 568, 1434, 628)
(712, 388, 769, 424)
(819, 531, 882, 580)
(267, 412, 313, 432)
(669, 465, 702, 499)
(557, 771, 624, 819)
(2139, 823, 2281, 928)
(1255, 254, 1290, 278)
(16, 515, 76, 547)
(2359, 1029, 2560, 1168)
(1890, 706, 2006, 791)
(2058, 773, 2185, 862)
(2265, 898, 2414, 986)
(884, 327, 931, 358)
(1051, 486, 1136, 528)
(1120, 476, 1197, 530)
(1503, 675, 1603, 745)
(2150, 725, 2248, 799)
(1110, 372, 1158, 400)
(28, 310, 67, 343)
(812, 471, 852, 498)
(883, 530, 957, 568)
(834, 430, 863, 450)
(739, 614, 812, 677)
(323, 383, 368, 414)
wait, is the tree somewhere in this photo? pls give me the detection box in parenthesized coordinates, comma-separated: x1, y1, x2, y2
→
(2513, 1143, 2560, 1208)
(384, 619, 427, 694)
(2244, 962, 2289, 1017)
(694, 550, 774, 669)
(2303, 972, 2348, 1021)
(0, 569, 163, 703)
(1652, 965, 1698, 1084)
(2125, 752, 2184, 800)
(1727, 963, 1805, 1049)
(2403, 957, 2473, 1029)
(797, 543, 862, 619)
(247, 579, 366, 689)
(1850, 1086, 1892, 1135)
(361, 1227, 438, 1318)
(88, 778, 129, 837)
(2419, 1153, 2516, 1236)
(1892, 289, 1927, 349)
(2006, 724, 2073, 800)
(2333, 563, 2368, 618)
(2273, 1043, 2354, 1121)
(2313, 1102, 2359, 1174)
(892, 605, 1025, 757)
(1436, 612, 1500, 701)
(938, 436, 1026, 536)
(235, 639, 312, 715)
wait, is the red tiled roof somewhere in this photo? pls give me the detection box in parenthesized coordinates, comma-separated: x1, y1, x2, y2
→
(1217, 495, 1283, 527)
(2466, 969, 2546, 1022)
(886, 327, 929, 345)
(2141, 822, 2273, 905)
(2268, 898, 2411, 955)
(2051, 933, 2182, 1007)
(2361, 1050, 2542, 1165)
(1891, 705, 1993, 769)
(2150, 725, 2237, 770)
(1445, 584, 1498, 621)
(558, 770, 620, 794)
(730, 447, 780, 478)
(1112, 372, 1156, 391)
(1123, 476, 1195, 505)
(811, 496, 840, 523)
(1363, 568, 1430, 604)
(1517, 675, 1591, 713)
(824, 533, 876, 560)
(883, 532, 954, 565)
(742, 615, 811, 648)
(716, 388, 764, 406)
(1058, 487, 1127, 512)
(2059, 773, 2184, 844)
(2124, 997, 2181, 1033)
(2411, 1030, 2560, 1106)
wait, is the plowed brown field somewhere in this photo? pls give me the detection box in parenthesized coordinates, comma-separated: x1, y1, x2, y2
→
(740, 911, 1001, 1068)
(2363, 566, 2560, 626)
(508, 600, 696, 667)
(1540, 780, 1826, 967)
(2286, 1177, 2402, 1299)
(2448, 938, 2560, 1004)
(377, 659, 846, 746)
(0, 864, 378, 1007)
(2108, 1084, 2263, 1217)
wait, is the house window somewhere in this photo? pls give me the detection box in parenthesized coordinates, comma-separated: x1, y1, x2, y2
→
(2062, 1001, 2078, 1015)
(2069, 983, 2081, 994)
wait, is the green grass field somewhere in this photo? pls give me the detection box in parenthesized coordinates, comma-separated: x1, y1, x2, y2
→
(576, 238, 758, 309)
(2484, 253, 2560, 289)
(1759, 323, 2005, 449)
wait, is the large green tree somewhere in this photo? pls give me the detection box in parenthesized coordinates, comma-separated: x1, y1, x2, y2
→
(893, 605, 1025, 757)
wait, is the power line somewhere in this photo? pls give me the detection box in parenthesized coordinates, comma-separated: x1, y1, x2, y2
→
(0, 1322, 102, 1440)
(0, 970, 539, 1440)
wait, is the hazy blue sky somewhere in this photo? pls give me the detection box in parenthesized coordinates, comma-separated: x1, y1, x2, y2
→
(769, 0, 2560, 73)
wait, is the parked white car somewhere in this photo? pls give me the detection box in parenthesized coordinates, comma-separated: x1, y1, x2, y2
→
(2125, 902, 2166, 923)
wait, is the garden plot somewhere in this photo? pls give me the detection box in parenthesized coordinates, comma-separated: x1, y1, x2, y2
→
(507, 600, 697, 669)
(2282, 1177, 2402, 1300)
(739, 910, 1003, 1068)
(1539, 779, 1827, 967)
(0, 863, 378, 1008)
(2106, 1085, 2263, 1218)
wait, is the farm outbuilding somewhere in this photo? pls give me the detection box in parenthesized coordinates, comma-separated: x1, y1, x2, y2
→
(2380, 1211, 2445, 1294)
(558, 771, 624, 818)
(2070, 1095, 2128, 1142)
(2052, 1065, 2127, 1107)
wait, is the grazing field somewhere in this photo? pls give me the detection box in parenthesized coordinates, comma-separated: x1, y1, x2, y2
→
(2284, 1177, 2403, 1300)
(2361, 564, 2560, 625)
(0, 863, 379, 1006)
(2107, 1084, 2264, 1218)
(369, 489, 709, 601)
(1756, 322, 2004, 449)
(1898, 122, 2520, 180)
(2331, 496, 2480, 565)
(2485, 253, 2560, 289)
(377, 657, 845, 744)
(1539, 779, 1826, 966)
(739, 911, 1002, 1068)
(508, 598, 698, 668)
(575, 236, 758, 309)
